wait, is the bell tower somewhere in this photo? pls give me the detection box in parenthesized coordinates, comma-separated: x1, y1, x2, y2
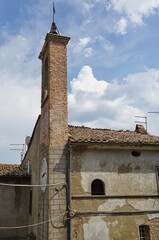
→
(38, 15, 70, 240)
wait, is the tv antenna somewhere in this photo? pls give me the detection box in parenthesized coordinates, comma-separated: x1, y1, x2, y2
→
(10, 144, 26, 162)
(134, 116, 147, 131)
(148, 112, 159, 114)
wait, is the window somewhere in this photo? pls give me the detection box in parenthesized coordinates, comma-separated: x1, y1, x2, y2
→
(44, 57, 48, 88)
(131, 151, 141, 157)
(139, 225, 150, 240)
(156, 166, 159, 193)
(29, 190, 32, 215)
(91, 179, 105, 195)
(42, 57, 49, 102)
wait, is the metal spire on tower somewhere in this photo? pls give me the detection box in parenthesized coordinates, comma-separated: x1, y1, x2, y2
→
(50, 2, 59, 34)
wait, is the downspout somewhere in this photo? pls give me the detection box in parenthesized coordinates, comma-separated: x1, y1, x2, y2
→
(66, 143, 72, 240)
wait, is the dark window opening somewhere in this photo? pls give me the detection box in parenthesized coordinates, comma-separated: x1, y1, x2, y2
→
(139, 225, 150, 240)
(44, 57, 48, 88)
(91, 179, 105, 195)
(132, 151, 141, 157)
(156, 166, 159, 193)
(29, 190, 32, 215)
(42, 57, 49, 102)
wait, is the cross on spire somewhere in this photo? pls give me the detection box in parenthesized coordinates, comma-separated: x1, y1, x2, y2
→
(50, 2, 59, 34)
(53, 2, 55, 23)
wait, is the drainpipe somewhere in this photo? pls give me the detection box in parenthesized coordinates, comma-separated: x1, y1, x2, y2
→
(66, 143, 72, 240)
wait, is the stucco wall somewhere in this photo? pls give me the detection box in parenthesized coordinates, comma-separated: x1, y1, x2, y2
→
(71, 145, 159, 240)
(0, 177, 30, 239)
(71, 146, 159, 195)
(23, 117, 40, 238)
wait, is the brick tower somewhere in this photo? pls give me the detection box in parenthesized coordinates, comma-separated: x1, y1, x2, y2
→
(38, 21, 70, 240)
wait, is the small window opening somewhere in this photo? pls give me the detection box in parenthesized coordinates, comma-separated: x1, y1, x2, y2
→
(132, 151, 141, 157)
(29, 190, 32, 215)
(44, 57, 48, 88)
(139, 225, 150, 240)
(91, 179, 105, 195)
(42, 57, 49, 102)
(156, 166, 159, 193)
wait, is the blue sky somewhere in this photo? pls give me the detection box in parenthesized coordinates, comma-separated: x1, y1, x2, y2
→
(1, 0, 159, 163)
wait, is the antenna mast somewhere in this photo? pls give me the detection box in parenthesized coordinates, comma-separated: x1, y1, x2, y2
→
(50, 2, 59, 34)
(10, 144, 26, 162)
(53, 2, 55, 23)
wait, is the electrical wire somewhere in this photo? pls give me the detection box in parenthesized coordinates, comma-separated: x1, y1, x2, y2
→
(0, 213, 67, 230)
(48, 185, 68, 229)
(0, 182, 68, 230)
(0, 182, 66, 187)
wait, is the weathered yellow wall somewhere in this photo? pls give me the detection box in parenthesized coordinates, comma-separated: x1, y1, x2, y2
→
(70, 144, 159, 240)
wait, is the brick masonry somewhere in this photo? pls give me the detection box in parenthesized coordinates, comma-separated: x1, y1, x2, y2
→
(148, 218, 159, 240)
(39, 33, 70, 240)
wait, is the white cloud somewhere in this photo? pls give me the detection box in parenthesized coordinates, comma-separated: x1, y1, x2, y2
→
(0, 34, 28, 75)
(122, 68, 159, 107)
(84, 47, 93, 57)
(95, 36, 115, 52)
(0, 79, 40, 147)
(115, 17, 128, 35)
(108, 0, 159, 23)
(83, 2, 94, 11)
(69, 65, 159, 132)
(74, 37, 91, 54)
(107, 0, 159, 34)
(70, 65, 108, 95)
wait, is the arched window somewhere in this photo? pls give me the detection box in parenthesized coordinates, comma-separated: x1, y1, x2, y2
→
(42, 57, 49, 102)
(44, 57, 48, 88)
(91, 179, 105, 195)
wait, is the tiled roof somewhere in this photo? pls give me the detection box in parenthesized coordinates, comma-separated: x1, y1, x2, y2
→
(68, 125, 159, 146)
(0, 164, 29, 177)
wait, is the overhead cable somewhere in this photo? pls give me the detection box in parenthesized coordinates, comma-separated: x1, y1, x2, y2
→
(0, 213, 66, 229)
(0, 182, 66, 187)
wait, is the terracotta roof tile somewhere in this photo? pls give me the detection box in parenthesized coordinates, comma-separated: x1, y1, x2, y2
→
(68, 125, 159, 146)
(0, 164, 29, 177)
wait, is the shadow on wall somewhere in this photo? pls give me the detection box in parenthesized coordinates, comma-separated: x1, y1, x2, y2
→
(0, 232, 36, 240)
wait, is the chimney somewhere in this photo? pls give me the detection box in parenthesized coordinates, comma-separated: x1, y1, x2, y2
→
(135, 124, 147, 134)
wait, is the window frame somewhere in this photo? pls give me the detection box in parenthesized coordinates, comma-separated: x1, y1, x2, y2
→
(139, 225, 150, 240)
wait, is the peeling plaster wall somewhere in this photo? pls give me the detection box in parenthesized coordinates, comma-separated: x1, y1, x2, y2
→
(83, 217, 109, 240)
(71, 147, 159, 195)
(71, 145, 159, 240)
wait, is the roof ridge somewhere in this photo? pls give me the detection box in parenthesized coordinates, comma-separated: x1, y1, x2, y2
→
(0, 163, 19, 166)
(68, 125, 132, 133)
(68, 124, 159, 145)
